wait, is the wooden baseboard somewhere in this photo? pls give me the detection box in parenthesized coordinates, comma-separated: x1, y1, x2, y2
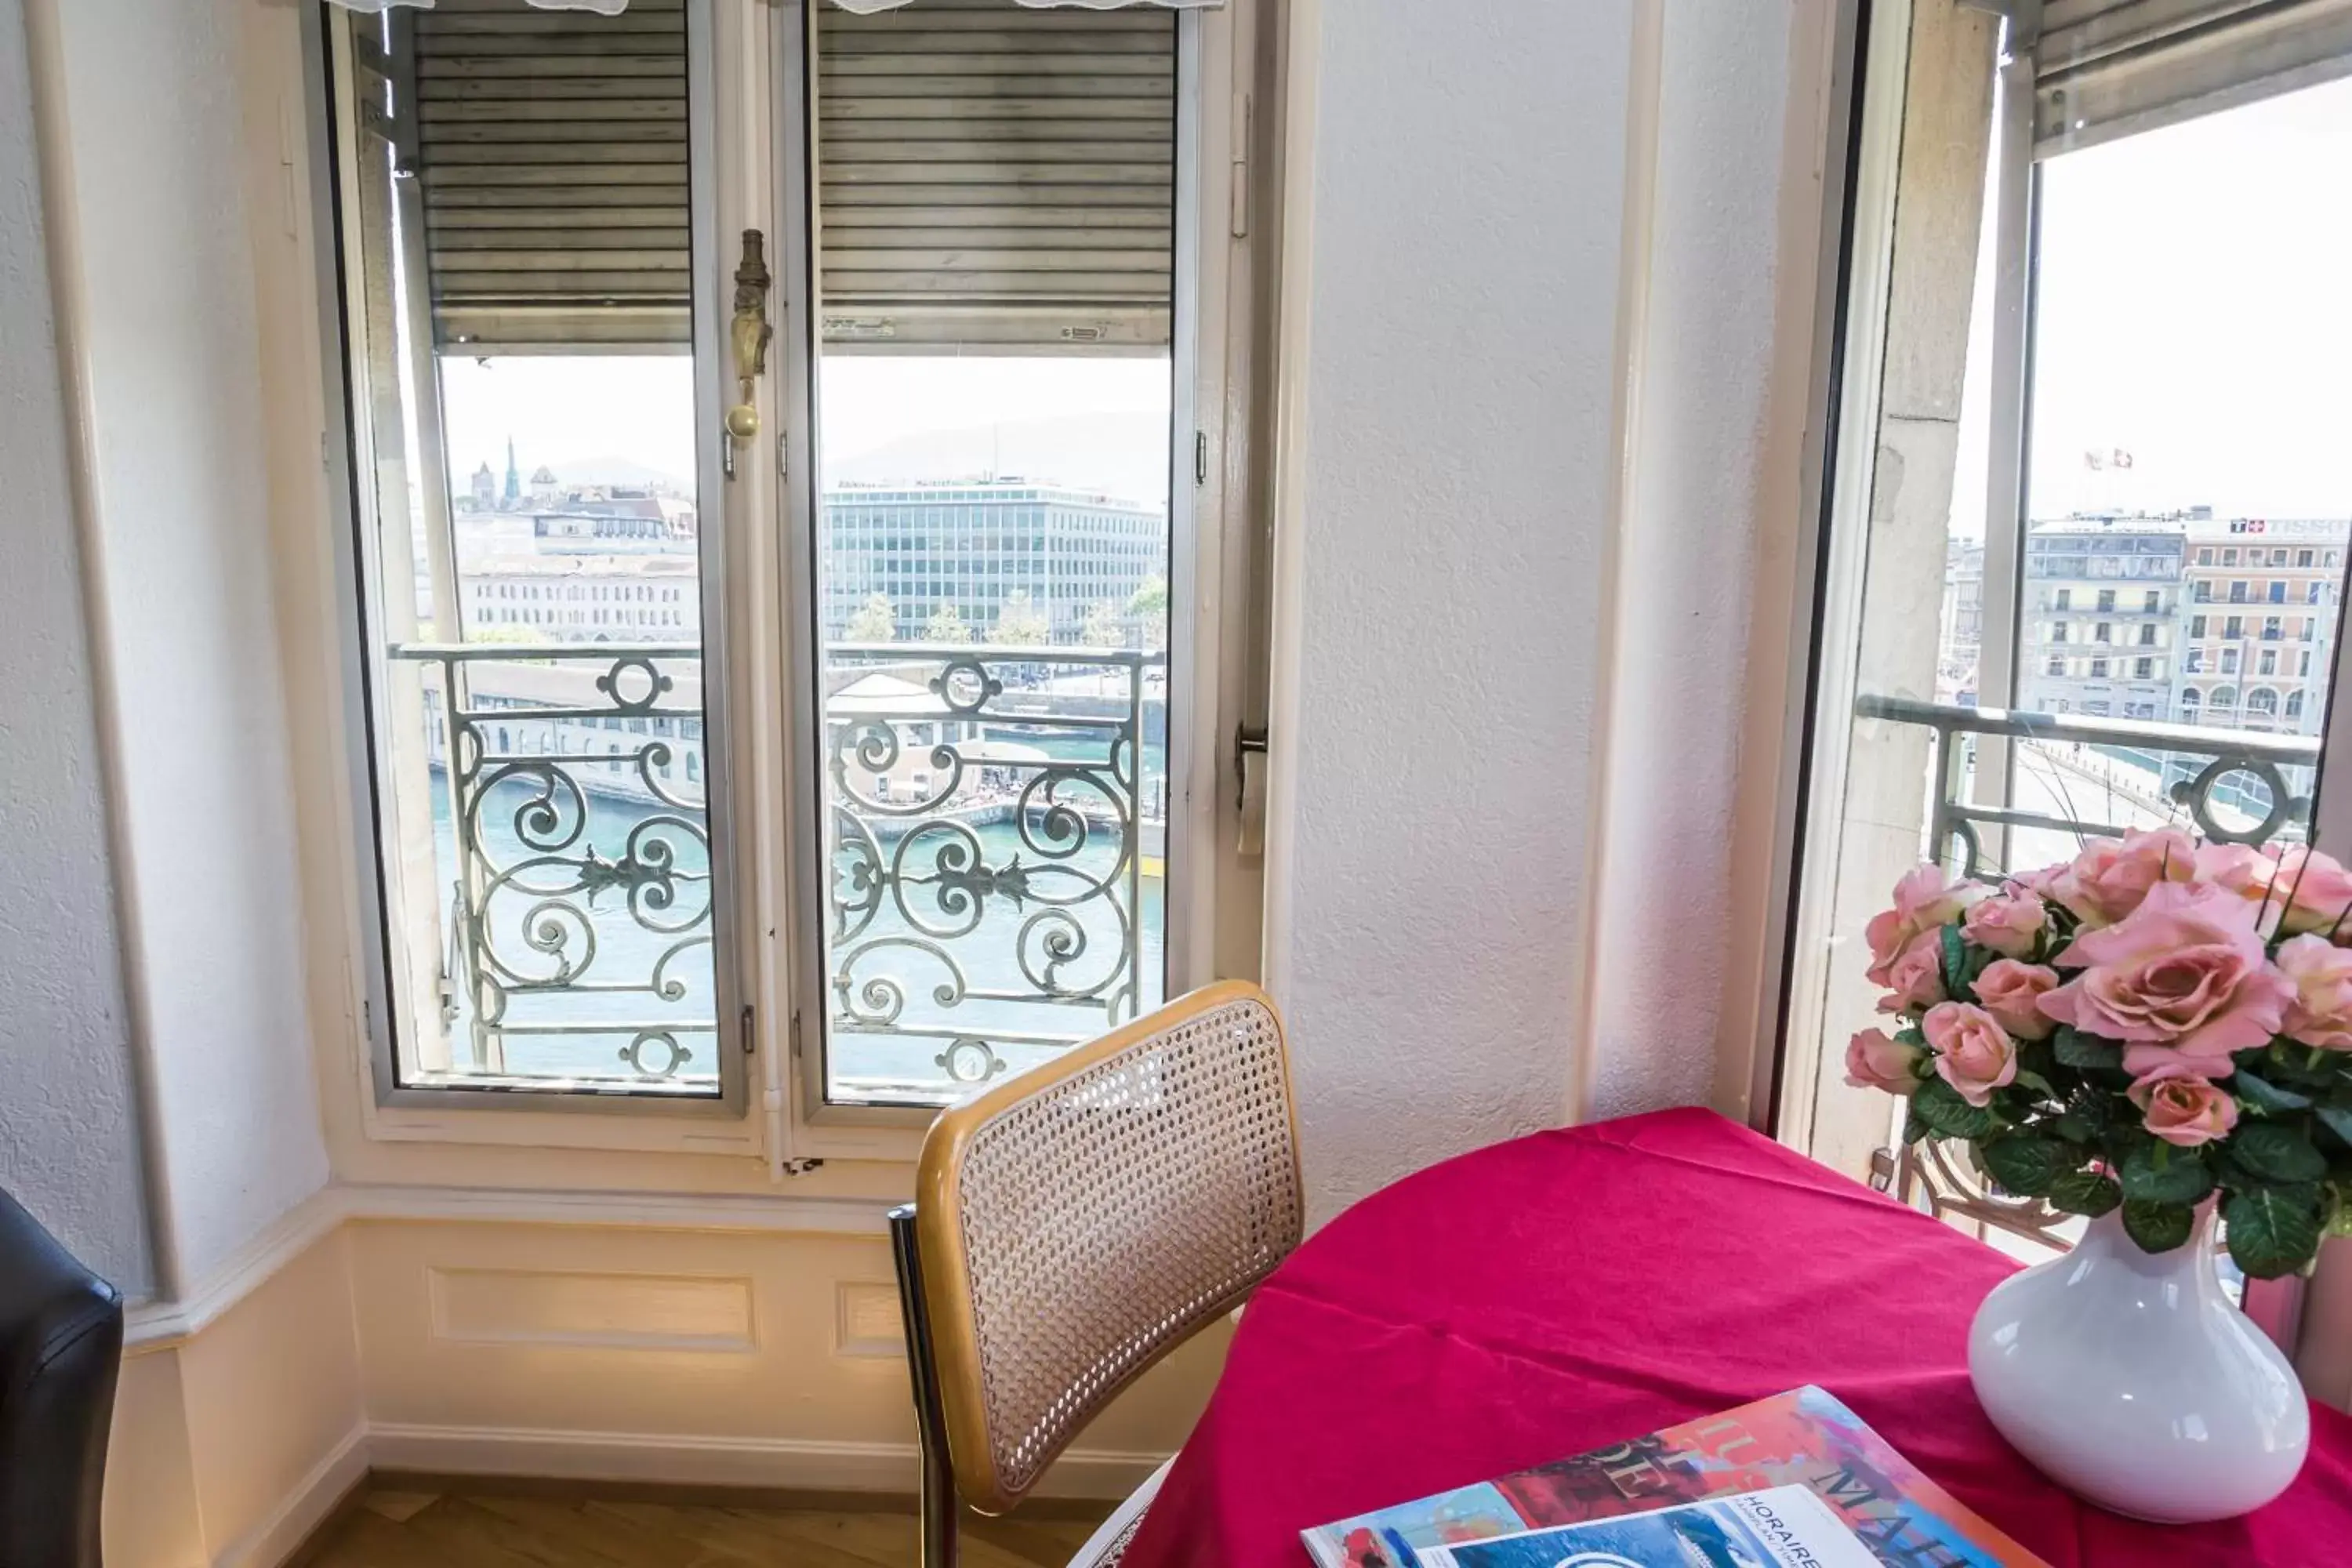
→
(359, 1469, 1120, 1520)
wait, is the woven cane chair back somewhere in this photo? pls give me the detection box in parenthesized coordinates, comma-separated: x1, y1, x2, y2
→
(913, 981, 1303, 1515)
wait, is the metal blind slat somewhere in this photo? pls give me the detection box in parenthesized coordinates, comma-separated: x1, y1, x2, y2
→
(817, 0, 1176, 350)
(411, 1, 691, 348)
(2036, 0, 2352, 154)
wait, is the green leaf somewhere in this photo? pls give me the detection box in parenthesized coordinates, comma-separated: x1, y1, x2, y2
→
(1979, 1135, 2066, 1198)
(2229, 1068, 2312, 1114)
(2119, 1144, 2215, 1207)
(2122, 1199, 2197, 1254)
(1902, 1109, 1931, 1145)
(2227, 1122, 2328, 1185)
(1911, 1077, 2002, 1140)
(2053, 1114, 2094, 1145)
(2053, 1028, 2125, 1073)
(2048, 1168, 2123, 1218)
(2224, 1188, 2325, 1279)
(2315, 1104, 2352, 1148)
(1893, 1025, 1927, 1049)
(1940, 924, 1973, 1003)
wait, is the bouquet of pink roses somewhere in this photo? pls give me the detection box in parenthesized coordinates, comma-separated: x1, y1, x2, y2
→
(1849, 827, 2352, 1277)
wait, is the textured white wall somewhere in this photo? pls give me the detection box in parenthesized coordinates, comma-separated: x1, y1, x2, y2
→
(1267, 0, 1829, 1218)
(44, 0, 329, 1284)
(1585, 2, 1812, 1120)
(0, 0, 151, 1296)
(1268, 0, 1635, 1221)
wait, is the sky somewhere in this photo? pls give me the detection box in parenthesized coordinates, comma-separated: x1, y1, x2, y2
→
(436, 352, 1173, 506)
(1951, 71, 2352, 532)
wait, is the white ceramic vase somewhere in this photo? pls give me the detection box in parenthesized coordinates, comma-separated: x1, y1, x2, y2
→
(1968, 1205, 2310, 1523)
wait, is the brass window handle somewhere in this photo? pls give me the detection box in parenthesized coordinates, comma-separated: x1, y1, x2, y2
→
(728, 229, 772, 442)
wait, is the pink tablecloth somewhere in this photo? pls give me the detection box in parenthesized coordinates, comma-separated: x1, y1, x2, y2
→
(1119, 1107, 2352, 1568)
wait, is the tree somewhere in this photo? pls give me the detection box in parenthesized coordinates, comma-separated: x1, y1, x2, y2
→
(995, 589, 1050, 646)
(1126, 574, 1169, 651)
(923, 602, 974, 644)
(844, 592, 896, 643)
(1079, 600, 1123, 648)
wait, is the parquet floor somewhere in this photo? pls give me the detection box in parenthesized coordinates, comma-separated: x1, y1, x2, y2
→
(302, 1482, 1111, 1568)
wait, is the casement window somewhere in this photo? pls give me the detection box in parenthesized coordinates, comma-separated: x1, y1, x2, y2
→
(1775, 0, 2352, 1304)
(315, 0, 1269, 1130)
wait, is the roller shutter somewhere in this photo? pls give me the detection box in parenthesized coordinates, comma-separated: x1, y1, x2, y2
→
(2037, 0, 2352, 155)
(401, 0, 692, 351)
(815, 0, 1178, 350)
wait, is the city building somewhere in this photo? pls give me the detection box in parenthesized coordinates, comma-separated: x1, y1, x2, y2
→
(2175, 517, 2347, 735)
(820, 478, 1164, 642)
(460, 554, 701, 641)
(1939, 539, 1983, 705)
(2017, 515, 2185, 721)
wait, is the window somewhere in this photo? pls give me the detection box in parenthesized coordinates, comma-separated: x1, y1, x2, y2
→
(1780, 7, 2352, 1242)
(2045, 655, 2067, 677)
(325, 1, 731, 1105)
(2312, 581, 2328, 604)
(2051, 622, 2069, 643)
(2096, 588, 2115, 612)
(2269, 580, 2287, 603)
(321, 1, 1264, 1121)
(2053, 586, 2072, 609)
(2093, 622, 2111, 643)
(2264, 615, 2283, 640)
(2259, 649, 2278, 675)
(2289, 690, 2307, 719)
(2299, 550, 2315, 567)
(2273, 549, 2291, 566)
(2249, 688, 2280, 716)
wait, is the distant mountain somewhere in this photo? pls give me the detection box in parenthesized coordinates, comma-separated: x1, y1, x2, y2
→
(823, 412, 1174, 510)
(544, 455, 694, 492)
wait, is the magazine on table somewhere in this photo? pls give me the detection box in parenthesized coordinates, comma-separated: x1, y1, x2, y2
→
(1411, 1486, 1883, 1568)
(1299, 1385, 2049, 1568)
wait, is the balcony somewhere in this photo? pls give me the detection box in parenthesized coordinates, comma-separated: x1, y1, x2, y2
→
(1855, 695, 2319, 1257)
(393, 641, 1166, 1100)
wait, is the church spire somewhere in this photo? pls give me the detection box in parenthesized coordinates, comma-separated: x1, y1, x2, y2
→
(503, 436, 521, 505)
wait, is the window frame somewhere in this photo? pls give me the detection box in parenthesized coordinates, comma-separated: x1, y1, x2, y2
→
(767, 0, 1265, 1147)
(314, 0, 752, 1124)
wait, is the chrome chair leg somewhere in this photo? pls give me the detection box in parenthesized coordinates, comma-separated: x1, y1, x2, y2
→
(890, 1203, 960, 1568)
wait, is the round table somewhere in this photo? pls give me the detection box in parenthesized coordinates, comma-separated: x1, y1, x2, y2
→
(1116, 1108, 2352, 1568)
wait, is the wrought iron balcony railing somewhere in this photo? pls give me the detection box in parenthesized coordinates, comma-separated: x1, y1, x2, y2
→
(389, 639, 1167, 1101)
(818, 642, 1166, 1098)
(1853, 695, 2321, 1254)
(394, 641, 718, 1092)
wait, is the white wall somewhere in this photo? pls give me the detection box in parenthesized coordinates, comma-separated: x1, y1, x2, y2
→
(0, 0, 151, 1297)
(37, 0, 329, 1286)
(1265, 0, 1838, 1218)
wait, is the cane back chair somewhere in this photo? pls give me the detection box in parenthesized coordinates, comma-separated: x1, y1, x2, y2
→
(888, 980, 1304, 1567)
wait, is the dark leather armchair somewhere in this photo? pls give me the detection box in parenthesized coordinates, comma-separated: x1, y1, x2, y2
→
(0, 1189, 122, 1568)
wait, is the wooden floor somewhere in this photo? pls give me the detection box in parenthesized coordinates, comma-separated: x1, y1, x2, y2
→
(302, 1481, 1111, 1568)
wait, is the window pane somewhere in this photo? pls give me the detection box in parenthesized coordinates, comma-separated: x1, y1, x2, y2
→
(804, 0, 1177, 1105)
(336, 0, 723, 1098)
(1785, 20, 2352, 1252)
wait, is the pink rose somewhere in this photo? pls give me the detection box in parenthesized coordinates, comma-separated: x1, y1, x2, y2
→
(1875, 931, 1947, 1015)
(1923, 1001, 2018, 1108)
(2277, 932, 2352, 1050)
(2127, 1063, 2241, 1148)
(1865, 866, 1987, 987)
(1973, 960, 2060, 1041)
(2271, 846, 2352, 939)
(1962, 887, 2048, 959)
(2039, 881, 2292, 1076)
(1843, 1028, 1926, 1094)
(2051, 827, 2198, 927)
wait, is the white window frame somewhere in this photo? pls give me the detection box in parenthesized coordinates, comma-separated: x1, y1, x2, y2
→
(306, 0, 1275, 1161)
(765, 0, 1269, 1157)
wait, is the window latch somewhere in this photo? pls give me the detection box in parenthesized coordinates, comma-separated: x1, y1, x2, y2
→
(727, 229, 773, 449)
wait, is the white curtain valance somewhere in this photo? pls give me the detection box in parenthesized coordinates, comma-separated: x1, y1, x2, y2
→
(827, 1, 1220, 9)
(320, 0, 1220, 11)
(323, 0, 630, 13)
